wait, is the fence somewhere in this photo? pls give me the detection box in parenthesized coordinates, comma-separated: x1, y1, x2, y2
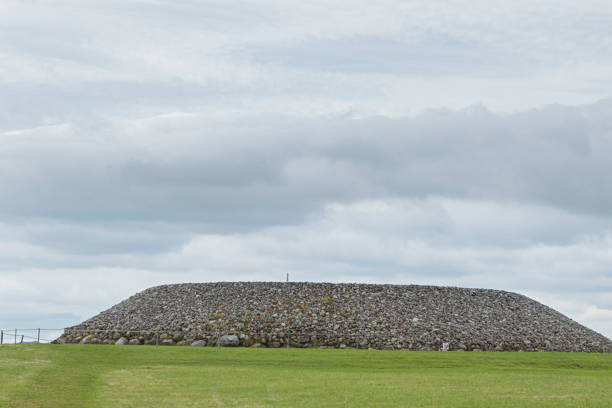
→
(0, 329, 63, 345)
(5, 327, 375, 348)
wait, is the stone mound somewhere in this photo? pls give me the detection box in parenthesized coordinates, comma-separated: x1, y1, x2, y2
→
(59, 282, 612, 352)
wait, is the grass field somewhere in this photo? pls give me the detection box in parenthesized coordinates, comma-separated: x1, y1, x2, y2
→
(1, 345, 611, 407)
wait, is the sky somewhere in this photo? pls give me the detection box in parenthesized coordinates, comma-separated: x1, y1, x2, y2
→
(1, 0, 611, 339)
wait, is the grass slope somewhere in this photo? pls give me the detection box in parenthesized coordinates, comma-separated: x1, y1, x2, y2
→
(1, 345, 611, 407)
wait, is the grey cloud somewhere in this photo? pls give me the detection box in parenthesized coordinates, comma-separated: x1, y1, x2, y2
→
(20, 221, 192, 256)
(2, 100, 612, 233)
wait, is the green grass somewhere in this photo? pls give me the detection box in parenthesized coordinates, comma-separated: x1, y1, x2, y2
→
(1, 345, 611, 407)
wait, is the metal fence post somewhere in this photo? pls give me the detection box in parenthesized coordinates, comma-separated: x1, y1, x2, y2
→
(1, 330, 3, 345)
(14, 329, 17, 345)
(156, 333, 159, 346)
(37, 328, 41, 344)
(20, 335, 24, 344)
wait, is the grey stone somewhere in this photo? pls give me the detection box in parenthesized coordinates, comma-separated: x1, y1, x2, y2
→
(191, 340, 207, 347)
(129, 338, 141, 345)
(115, 337, 129, 346)
(218, 335, 239, 347)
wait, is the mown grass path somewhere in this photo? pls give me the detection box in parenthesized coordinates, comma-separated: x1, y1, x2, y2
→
(1, 345, 611, 407)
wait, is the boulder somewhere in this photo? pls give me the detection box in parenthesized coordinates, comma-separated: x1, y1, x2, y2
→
(115, 337, 129, 346)
(239, 334, 254, 347)
(191, 340, 207, 347)
(129, 338, 141, 345)
(218, 335, 239, 347)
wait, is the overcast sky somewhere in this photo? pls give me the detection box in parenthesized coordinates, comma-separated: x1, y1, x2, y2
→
(1, 0, 611, 339)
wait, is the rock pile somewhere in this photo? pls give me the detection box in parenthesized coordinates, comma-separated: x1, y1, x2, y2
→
(57, 282, 612, 352)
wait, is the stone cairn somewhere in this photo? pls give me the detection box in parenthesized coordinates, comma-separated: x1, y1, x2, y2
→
(56, 282, 612, 352)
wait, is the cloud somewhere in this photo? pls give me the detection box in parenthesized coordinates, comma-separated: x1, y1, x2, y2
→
(2, 101, 612, 230)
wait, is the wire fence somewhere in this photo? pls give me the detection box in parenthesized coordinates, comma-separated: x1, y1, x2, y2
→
(1, 327, 393, 349)
(0, 328, 63, 345)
